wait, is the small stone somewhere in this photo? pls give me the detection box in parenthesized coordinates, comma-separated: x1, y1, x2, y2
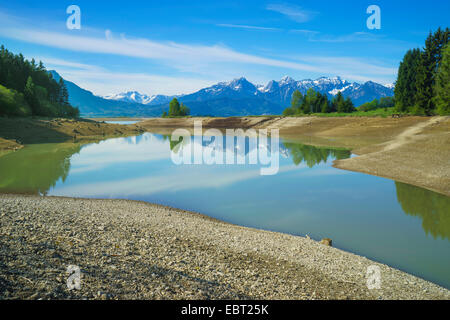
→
(320, 238, 332, 246)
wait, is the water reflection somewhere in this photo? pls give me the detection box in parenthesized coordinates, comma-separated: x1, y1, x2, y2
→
(0, 143, 82, 195)
(396, 182, 450, 240)
(283, 142, 351, 167)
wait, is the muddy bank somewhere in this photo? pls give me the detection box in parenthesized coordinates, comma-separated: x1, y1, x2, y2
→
(0, 117, 145, 156)
(139, 116, 450, 196)
(1, 194, 449, 300)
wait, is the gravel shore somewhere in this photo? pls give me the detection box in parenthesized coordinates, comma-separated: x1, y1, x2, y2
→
(1, 194, 448, 300)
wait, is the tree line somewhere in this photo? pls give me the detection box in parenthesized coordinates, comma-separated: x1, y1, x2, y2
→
(162, 98, 190, 117)
(395, 27, 449, 115)
(0, 45, 79, 118)
(282, 88, 355, 116)
(359, 97, 395, 112)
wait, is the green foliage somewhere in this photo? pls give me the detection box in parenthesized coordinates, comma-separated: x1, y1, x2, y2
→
(396, 182, 450, 240)
(0, 45, 79, 118)
(394, 27, 449, 115)
(179, 103, 190, 116)
(395, 49, 421, 112)
(332, 92, 355, 113)
(0, 84, 32, 116)
(283, 88, 335, 115)
(282, 107, 295, 116)
(291, 90, 303, 109)
(359, 97, 395, 112)
(283, 142, 351, 168)
(164, 98, 190, 117)
(168, 98, 180, 116)
(433, 44, 450, 115)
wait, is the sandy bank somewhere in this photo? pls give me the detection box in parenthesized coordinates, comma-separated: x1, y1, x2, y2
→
(0, 194, 448, 300)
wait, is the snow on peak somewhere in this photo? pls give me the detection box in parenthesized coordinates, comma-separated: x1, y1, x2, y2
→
(279, 76, 295, 84)
(103, 91, 157, 104)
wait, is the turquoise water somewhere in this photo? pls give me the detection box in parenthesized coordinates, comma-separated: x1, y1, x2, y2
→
(104, 120, 140, 125)
(0, 132, 449, 288)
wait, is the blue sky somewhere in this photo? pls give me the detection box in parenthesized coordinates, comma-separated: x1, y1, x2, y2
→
(0, 1, 448, 96)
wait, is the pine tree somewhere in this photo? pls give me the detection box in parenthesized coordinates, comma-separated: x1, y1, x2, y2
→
(333, 92, 345, 112)
(24, 76, 37, 113)
(168, 98, 180, 116)
(291, 90, 303, 112)
(433, 44, 450, 115)
(344, 97, 355, 113)
(415, 33, 437, 114)
(179, 103, 190, 116)
(58, 78, 69, 106)
(414, 28, 449, 114)
(395, 48, 421, 112)
(320, 93, 329, 113)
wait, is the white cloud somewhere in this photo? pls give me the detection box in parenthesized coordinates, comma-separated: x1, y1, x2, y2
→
(42, 60, 216, 96)
(216, 24, 281, 31)
(266, 3, 317, 23)
(290, 55, 397, 84)
(308, 32, 381, 43)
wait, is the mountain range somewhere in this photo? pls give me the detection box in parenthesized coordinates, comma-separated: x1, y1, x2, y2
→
(50, 71, 394, 117)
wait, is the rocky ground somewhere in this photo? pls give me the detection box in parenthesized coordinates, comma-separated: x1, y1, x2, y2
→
(1, 194, 449, 300)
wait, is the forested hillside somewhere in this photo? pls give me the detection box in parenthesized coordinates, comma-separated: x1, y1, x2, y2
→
(0, 46, 79, 118)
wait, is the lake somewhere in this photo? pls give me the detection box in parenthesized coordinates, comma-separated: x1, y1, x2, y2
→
(104, 120, 141, 125)
(0, 132, 449, 288)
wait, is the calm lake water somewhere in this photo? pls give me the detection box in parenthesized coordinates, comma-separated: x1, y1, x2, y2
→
(104, 120, 141, 125)
(0, 132, 449, 288)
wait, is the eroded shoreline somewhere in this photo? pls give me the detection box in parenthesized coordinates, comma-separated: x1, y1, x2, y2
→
(1, 194, 449, 300)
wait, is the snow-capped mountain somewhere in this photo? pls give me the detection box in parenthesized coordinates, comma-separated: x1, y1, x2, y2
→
(60, 70, 395, 117)
(103, 91, 172, 106)
(180, 76, 394, 107)
(103, 76, 394, 111)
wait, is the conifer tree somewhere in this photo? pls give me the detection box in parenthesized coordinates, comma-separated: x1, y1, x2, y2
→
(433, 44, 450, 115)
(394, 48, 421, 112)
(291, 90, 303, 111)
(24, 76, 37, 112)
(168, 98, 181, 116)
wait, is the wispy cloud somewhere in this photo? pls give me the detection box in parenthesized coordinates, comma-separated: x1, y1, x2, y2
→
(289, 29, 320, 36)
(309, 32, 381, 43)
(0, 26, 322, 73)
(39, 57, 216, 96)
(291, 55, 397, 83)
(266, 3, 317, 23)
(216, 24, 281, 31)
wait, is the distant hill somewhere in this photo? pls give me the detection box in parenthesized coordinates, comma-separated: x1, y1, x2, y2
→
(49, 71, 162, 117)
(52, 71, 394, 117)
